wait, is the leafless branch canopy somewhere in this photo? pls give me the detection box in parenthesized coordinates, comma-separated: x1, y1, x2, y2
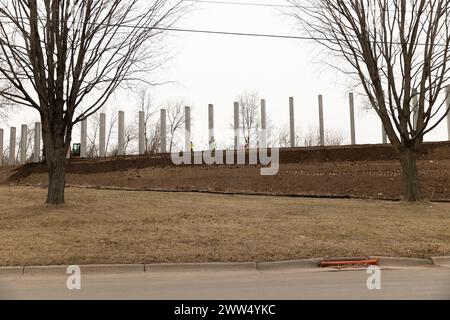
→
(289, 0, 450, 148)
(237, 91, 261, 147)
(164, 99, 186, 152)
(0, 0, 184, 131)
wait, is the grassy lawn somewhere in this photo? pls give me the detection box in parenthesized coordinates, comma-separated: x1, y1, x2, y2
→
(0, 186, 449, 266)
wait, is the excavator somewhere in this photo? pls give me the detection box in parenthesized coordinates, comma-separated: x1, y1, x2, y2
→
(42, 143, 82, 162)
(71, 143, 81, 158)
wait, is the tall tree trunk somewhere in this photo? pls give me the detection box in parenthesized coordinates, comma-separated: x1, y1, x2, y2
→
(46, 148, 67, 205)
(399, 146, 423, 202)
(43, 128, 69, 205)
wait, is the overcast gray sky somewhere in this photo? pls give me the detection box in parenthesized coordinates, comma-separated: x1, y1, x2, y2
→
(2, 0, 449, 151)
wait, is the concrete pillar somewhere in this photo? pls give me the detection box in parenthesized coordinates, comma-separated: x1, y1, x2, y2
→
(208, 104, 214, 149)
(261, 99, 267, 148)
(185, 106, 191, 152)
(234, 102, 240, 150)
(318, 95, 325, 147)
(446, 87, 450, 141)
(33, 122, 41, 163)
(118, 111, 125, 156)
(160, 109, 167, 153)
(349, 93, 356, 145)
(382, 122, 388, 144)
(9, 127, 16, 165)
(0, 129, 3, 166)
(20, 124, 27, 164)
(99, 113, 106, 157)
(289, 97, 295, 148)
(412, 90, 419, 132)
(447, 113, 450, 141)
(80, 119, 87, 157)
(138, 111, 145, 155)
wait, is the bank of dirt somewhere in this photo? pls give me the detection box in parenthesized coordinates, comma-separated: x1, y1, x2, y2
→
(2, 142, 450, 201)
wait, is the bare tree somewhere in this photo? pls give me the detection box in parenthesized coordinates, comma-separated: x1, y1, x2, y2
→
(325, 129, 345, 147)
(277, 125, 291, 148)
(123, 124, 138, 155)
(237, 91, 261, 148)
(1, 147, 7, 165)
(86, 113, 100, 158)
(302, 129, 321, 148)
(147, 120, 162, 154)
(276, 124, 301, 148)
(85, 111, 118, 157)
(15, 122, 36, 163)
(0, 0, 184, 204)
(164, 99, 186, 152)
(0, 101, 8, 120)
(105, 112, 118, 155)
(302, 127, 344, 147)
(108, 122, 137, 156)
(289, 0, 450, 201)
(137, 88, 160, 153)
(24, 122, 37, 162)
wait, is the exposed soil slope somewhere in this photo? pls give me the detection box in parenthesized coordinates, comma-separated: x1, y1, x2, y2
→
(2, 142, 450, 200)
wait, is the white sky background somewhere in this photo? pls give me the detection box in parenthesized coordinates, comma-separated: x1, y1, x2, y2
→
(1, 0, 449, 151)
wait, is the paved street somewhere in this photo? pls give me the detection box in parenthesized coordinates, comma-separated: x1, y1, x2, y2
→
(0, 267, 449, 300)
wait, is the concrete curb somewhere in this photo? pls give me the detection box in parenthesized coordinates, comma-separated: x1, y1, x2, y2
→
(24, 265, 68, 275)
(145, 262, 256, 273)
(23, 264, 145, 275)
(0, 266, 24, 276)
(371, 256, 433, 267)
(430, 256, 450, 268)
(256, 259, 321, 271)
(79, 264, 145, 274)
(2, 256, 448, 276)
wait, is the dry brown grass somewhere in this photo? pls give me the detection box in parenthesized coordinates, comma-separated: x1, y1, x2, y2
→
(0, 186, 449, 266)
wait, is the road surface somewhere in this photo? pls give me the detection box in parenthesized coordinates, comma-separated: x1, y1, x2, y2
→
(1, 267, 449, 300)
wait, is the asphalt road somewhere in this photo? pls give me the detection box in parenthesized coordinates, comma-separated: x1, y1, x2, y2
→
(1, 267, 449, 300)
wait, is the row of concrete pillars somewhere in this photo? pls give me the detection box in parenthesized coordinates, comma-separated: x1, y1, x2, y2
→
(1, 92, 450, 164)
(0, 123, 41, 166)
(75, 93, 420, 155)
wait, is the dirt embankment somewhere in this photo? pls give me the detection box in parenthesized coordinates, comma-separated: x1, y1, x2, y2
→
(2, 142, 450, 200)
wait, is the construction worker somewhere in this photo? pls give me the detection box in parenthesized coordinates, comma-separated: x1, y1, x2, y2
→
(212, 138, 217, 151)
